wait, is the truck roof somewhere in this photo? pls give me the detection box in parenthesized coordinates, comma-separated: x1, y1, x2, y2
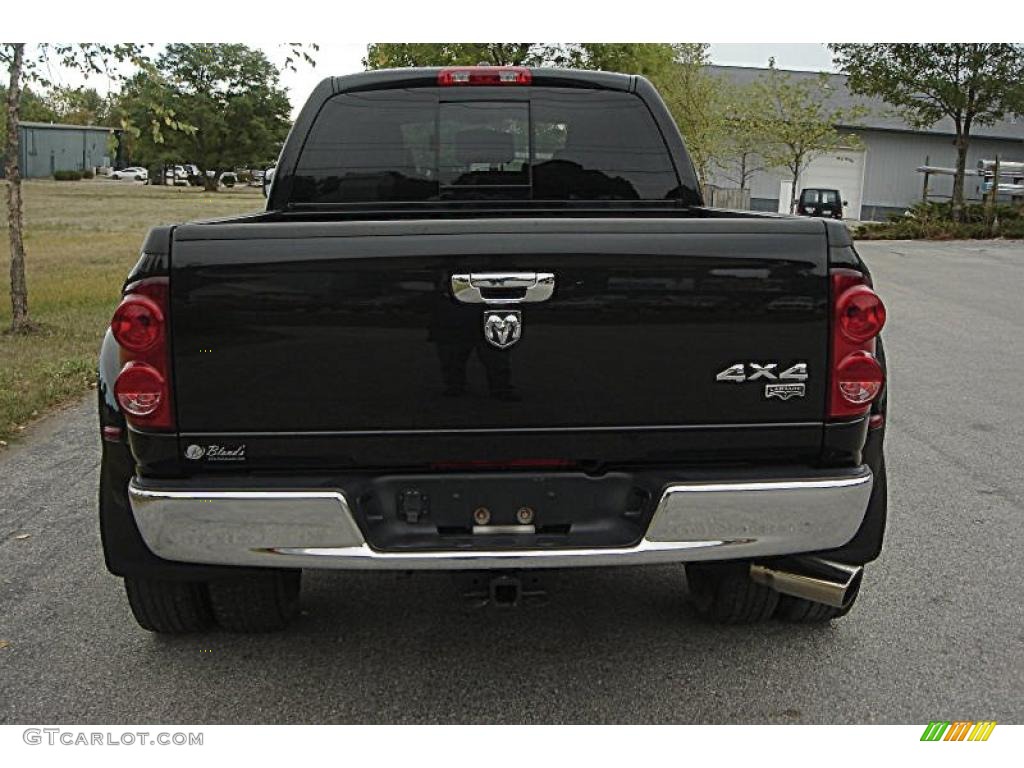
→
(328, 67, 636, 95)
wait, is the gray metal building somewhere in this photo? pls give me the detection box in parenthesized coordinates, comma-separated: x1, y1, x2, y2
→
(11, 122, 120, 178)
(706, 65, 1024, 221)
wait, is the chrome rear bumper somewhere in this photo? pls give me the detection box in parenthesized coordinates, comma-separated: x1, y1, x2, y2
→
(128, 468, 873, 570)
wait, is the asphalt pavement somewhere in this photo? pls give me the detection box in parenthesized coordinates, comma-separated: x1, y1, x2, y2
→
(1, 238, 1022, 724)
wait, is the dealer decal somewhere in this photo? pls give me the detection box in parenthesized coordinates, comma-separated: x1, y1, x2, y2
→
(184, 443, 246, 462)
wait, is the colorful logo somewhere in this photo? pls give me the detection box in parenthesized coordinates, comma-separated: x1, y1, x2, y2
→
(920, 721, 997, 741)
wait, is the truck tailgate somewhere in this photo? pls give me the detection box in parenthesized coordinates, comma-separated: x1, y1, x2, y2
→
(169, 217, 829, 467)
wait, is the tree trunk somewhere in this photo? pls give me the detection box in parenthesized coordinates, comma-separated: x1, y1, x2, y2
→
(5, 43, 33, 334)
(950, 134, 970, 223)
(949, 110, 974, 224)
(203, 170, 219, 192)
(790, 167, 800, 214)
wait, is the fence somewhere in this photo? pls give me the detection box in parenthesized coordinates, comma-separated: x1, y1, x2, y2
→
(706, 186, 752, 210)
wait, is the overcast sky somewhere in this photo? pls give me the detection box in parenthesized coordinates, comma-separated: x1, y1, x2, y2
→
(709, 43, 835, 71)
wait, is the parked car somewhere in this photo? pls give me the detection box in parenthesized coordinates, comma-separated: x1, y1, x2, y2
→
(180, 164, 205, 186)
(201, 169, 239, 187)
(797, 187, 846, 219)
(109, 167, 148, 182)
(164, 165, 190, 186)
(99, 67, 888, 633)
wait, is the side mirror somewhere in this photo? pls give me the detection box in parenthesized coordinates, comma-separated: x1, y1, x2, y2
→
(262, 166, 276, 199)
(843, 200, 849, 207)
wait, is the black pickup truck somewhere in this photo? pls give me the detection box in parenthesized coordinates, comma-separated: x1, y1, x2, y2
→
(98, 66, 888, 633)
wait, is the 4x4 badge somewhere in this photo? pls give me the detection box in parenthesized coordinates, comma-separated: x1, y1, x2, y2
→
(484, 311, 522, 349)
(716, 362, 808, 382)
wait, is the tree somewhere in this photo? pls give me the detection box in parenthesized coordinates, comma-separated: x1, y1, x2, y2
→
(3, 43, 150, 333)
(830, 44, 1024, 221)
(362, 42, 687, 75)
(551, 43, 683, 77)
(652, 45, 729, 189)
(0, 85, 60, 138)
(44, 86, 111, 125)
(365, 43, 542, 68)
(3, 44, 29, 332)
(751, 60, 865, 213)
(714, 83, 772, 191)
(1, 79, 60, 335)
(112, 45, 292, 191)
(112, 71, 193, 174)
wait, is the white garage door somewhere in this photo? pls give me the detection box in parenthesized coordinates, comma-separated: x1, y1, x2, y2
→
(798, 149, 866, 221)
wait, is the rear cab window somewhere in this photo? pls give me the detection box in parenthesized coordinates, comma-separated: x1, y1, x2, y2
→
(289, 87, 682, 205)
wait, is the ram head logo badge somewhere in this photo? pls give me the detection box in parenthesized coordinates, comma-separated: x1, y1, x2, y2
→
(483, 311, 522, 349)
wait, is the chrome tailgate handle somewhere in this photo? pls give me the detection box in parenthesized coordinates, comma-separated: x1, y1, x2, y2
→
(451, 272, 555, 304)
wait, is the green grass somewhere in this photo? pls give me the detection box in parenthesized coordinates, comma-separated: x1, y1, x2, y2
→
(0, 179, 263, 444)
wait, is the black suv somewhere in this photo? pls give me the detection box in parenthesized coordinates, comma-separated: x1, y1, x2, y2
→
(798, 188, 845, 219)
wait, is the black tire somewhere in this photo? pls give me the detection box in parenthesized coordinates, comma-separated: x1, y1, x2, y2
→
(774, 595, 852, 623)
(124, 577, 213, 634)
(685, 563, 779, 624)
(207, 571, 301, 633)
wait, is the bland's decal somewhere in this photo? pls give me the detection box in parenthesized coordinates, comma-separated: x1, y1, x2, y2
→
(185, 443, 246, 462)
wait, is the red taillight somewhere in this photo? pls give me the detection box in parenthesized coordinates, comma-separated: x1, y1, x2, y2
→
(437, 67, 532, 86)
(111, 277, 174, 430)
(114, 362, 166, 416)
(835, 351, 884, 405)
(836, 284, 886, 343)
(111, 295, 164, 352)
(829, 269, 885, 420)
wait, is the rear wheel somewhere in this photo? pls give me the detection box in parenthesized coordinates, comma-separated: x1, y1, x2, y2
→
(685, 563, 779, 624)
(774, 594, 854, 623)
(207, 571, 301, 633)
(124, 577, 213, 634)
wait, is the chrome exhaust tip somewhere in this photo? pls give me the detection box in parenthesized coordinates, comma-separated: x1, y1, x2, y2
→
(749, 557, 863, 609)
